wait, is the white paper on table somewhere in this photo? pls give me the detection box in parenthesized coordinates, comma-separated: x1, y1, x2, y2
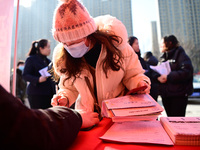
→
(111, 100, 164, 117)
(100, 121, 174, 145)
(103, 94, 156, 109)
(160, 117, 200, 135)
(112, 112, 161, 122)
(39, 66, 51, 77)
(150, 61, 171, 75)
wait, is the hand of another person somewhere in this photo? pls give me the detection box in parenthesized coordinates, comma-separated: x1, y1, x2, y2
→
(157, 74, 167, 83)
(137, 80, 151, 94)
(51, 95, 69, 107)
(39, 76, 47, 83)
(77, 110, 100, 129)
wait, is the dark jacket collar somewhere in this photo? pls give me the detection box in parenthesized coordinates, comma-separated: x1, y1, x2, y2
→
(160, 46, 184, 61)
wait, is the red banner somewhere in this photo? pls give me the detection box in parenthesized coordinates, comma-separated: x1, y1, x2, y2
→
(0, 0, 14, 91)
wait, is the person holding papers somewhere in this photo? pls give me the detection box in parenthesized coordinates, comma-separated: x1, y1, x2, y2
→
(50, 0, 150, 119)
(23, 39, 56, 109)
(157, 35, 193, 116)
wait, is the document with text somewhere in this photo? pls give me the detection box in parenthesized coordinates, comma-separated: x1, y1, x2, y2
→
(102, 94, 163, 122)
(100, 121, 174, 145)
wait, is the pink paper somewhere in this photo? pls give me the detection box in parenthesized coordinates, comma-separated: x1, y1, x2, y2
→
(100, 121, 174, 145)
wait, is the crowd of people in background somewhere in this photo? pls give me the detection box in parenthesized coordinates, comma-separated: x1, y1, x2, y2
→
(128, 35, 193, 116)
(10, 34, 193, 117)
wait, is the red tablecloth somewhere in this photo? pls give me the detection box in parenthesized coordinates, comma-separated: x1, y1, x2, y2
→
(69, 118, 200, 150)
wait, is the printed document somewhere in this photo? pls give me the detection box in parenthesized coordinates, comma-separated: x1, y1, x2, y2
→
(100, 121, 174, 145)
(111, 100, 163, 116)
(39, 66, 51, 77)
(103, 94, 156, 109)
(150, 61, 171, 75)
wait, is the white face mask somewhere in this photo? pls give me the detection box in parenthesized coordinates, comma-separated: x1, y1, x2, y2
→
(18, 66, 24, 71)
(63, 41, 89, 58)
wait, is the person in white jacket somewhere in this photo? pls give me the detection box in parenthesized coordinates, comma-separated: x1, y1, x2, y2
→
(51, 0, 151, 118)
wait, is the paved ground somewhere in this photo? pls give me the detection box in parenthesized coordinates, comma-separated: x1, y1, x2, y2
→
(157, 96, 200, 117)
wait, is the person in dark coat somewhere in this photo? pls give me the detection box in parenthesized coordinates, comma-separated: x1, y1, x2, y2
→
(157, 35, 193, 116)
(23, 39, 56, 109)
(10, 60, 27, 104)
(143, 51, 159, 101)
(128, 36, 148, 70)
(143, 51, 158, 66)
(128, 37, 160, 101)
(0, 84, 99, 150)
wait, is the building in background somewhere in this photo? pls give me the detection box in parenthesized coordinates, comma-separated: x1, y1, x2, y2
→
(151, 21, 160, 58)
(156, 0, 200, 72)
(11, 0, 133, 69)
(11, 0, 58, 67)
(81, 0, 133, 36)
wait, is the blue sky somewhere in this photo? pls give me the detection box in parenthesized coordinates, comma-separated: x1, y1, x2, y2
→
(132, 0, 158, 54)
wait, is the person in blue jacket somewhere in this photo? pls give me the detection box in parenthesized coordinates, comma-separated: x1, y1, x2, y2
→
(23, 39, 56, 109)
(0, 84, 99, 150)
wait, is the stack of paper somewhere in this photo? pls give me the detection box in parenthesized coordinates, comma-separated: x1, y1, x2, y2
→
(100, 116, 200, 146)
(160, 117, 200, 145)
(102, 94, 164, 122)
(100, 121, 174, 145)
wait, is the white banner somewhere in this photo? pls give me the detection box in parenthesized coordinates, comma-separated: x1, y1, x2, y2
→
(0, 0, 14, 91)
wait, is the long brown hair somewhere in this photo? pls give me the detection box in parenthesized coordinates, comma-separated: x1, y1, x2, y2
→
(55, 30, 124, 83)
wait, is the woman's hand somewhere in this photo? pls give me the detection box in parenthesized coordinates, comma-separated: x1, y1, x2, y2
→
(77, 110, 100, 129)
(39, 76, 47, 83)
(51, 95, 69, 107)
(137, 80, 151, 94)
(157, 74, 167, 83)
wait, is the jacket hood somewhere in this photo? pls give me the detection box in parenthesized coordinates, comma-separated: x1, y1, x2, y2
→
(94, 15, 128, 50)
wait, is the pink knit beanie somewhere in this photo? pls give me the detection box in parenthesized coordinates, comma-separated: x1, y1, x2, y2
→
(52, 0, 97, 43)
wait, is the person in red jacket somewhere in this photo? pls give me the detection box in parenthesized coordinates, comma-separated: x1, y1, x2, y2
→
(0, 84, 99, 150)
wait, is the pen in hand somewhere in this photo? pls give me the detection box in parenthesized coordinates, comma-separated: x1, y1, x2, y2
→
(126, 85, 148, 95)
(51, 85, 69, 107)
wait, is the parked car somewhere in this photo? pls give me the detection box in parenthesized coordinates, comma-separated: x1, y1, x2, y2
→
(189, 75, 200, 98)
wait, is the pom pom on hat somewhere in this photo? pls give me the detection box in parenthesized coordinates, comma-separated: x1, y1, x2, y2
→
(52, 0, 97, 43)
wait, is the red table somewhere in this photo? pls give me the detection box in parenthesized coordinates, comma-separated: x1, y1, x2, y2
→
(69, 118, 200, 150)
